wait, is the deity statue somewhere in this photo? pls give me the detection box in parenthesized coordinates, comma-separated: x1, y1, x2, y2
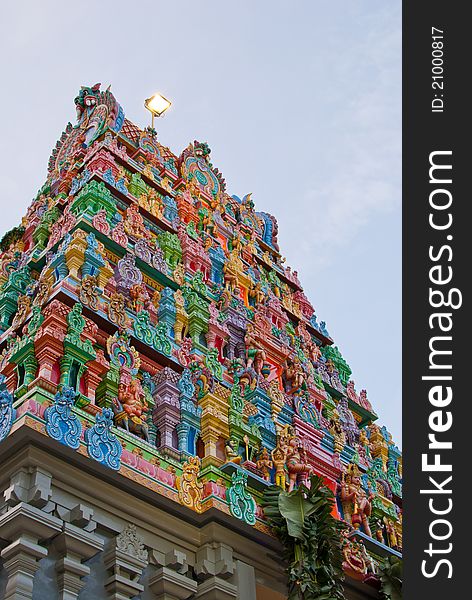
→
(340, 529, 369, 580)
(256, 447, 273, 481)
(200, 211, 215, 237)
(283, 435, 313, 492)
(222, 250, 241, 293)
(248, 281, 266, 305)
(375, 519, 385, 544)
(11, 295, 31, 329)
(112, 377, 150, 442)
(329, 408, 346, 454)
(225, 439, 242, 464)
(308, 341, 322, 365)
(129, 283, 150, 313)
(282, 356, 306, 395)
(271, 445, 286, 489)
(339, 464, 374, 537)
(123, 203, 148, 239)
(244, 323, 267, 376)
(384, 518, 399, 550)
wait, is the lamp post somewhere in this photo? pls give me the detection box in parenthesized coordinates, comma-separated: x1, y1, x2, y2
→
(144, 92, 172, 133)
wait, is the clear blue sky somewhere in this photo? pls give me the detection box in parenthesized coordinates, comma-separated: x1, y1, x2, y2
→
(0, 1, 401, 445)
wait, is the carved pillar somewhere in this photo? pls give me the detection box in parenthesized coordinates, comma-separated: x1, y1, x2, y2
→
(53, 522, 104, 600)
(0, 503, 62, 600)
(33, 299, 68, 391)
(50, 504, 103, 600)
(103, 524, 148, 600)
(148, 549, 197, 600)
(152, 368, 181, 458)
(194, 543, 237, 600)
(234, 560, 257, 600)
(199, 390, 230, 468)
(176, 421, 190, 454)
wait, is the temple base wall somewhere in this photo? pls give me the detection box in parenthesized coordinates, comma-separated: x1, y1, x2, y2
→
(0, 427, 379, 600)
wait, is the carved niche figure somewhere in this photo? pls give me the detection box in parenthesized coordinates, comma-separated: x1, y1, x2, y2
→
(123, 203, 148, 239)
(282, 356, 306, 395)
(112, 376, 150, 442)
(11, 295, 31, 329)
(222, 250, 241, 293)
(271, 445, 286, 489)
(248, 281, 266, 306)
(256, 447, 273, 481)
(225, 439, 242, 464)
(329, 408, 347, 454)
(129, 283, 150, 313)
(106, 292, 128, 328)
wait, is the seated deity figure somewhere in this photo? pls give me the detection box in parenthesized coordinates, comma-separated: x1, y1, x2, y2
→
(225, 439, 242, 464)
(112, 376, 150, 442)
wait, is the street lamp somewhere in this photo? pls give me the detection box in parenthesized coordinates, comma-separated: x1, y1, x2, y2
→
(144, 92, 172, 131)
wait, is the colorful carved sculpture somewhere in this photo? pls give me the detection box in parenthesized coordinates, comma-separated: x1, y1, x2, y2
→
(225, 439, 242, 464)
(226, 469, 256, 525)
(176, 455, 204, 513)
(339, 464, 374, 537)
(0, 375, 15, 442)
(282, 434, 314, 492)
(256, 447, 273, 481)
(45, 385, 82, 449)
(112, 377, 150, 442)
(84, 408, 122, 470)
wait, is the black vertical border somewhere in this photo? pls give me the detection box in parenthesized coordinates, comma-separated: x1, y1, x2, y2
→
(404, 2, 468, 598)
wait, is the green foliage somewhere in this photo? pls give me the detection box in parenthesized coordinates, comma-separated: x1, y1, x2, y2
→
(262, 475, 346, 600)
(0, 225, 25, 252)
(378, 556, 402, 600)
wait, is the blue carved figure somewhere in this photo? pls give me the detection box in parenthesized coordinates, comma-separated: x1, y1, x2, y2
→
(44, 385, 82, 449)
(0, 375, 15, 443)
(84, 408, 122, 470)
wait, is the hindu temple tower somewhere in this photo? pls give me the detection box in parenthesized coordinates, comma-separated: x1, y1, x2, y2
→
(0, 84, 402, 599)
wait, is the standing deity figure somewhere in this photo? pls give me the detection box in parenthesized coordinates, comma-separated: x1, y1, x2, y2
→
(271, 446, 287, 489)
(308, 341, 322, 365)
(222, 250, 240, 293)
(384, 518, 399, 550)
(329, 408, 346, 454)
(256, 447, 273, 481)
(244, 324, 267, 376)
(130, 283, 150, 313)
(282, 435, 313, 492)
(282, 356, 306, 395)
(339, 464, 374, 537)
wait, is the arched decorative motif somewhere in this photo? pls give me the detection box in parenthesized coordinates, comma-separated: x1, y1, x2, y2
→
(44, 386, 82, 449)
(84, 408, 122, 470)
(180, 141, 225, 198)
